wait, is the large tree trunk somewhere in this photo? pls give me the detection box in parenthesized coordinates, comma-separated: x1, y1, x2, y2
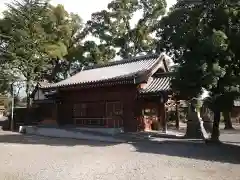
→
(211, 110, 221, 142)
(10, 83, 15, 131)
(161, 104, 167, 133)
(25, 79, 31, 125)
(175, 102, 180, 130)
(26, 80, 31, 109)
(185, 105, 208, 139)
(223, 111, 234, 129)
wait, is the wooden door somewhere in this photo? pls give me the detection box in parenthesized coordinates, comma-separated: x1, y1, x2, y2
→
(58, 102, 73, 126)
(106, 101, 123, 128)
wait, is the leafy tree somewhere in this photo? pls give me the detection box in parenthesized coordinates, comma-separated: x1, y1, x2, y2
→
(158, 0, 240, 141)
(41, 4, 87, 82)
(41, 4, 113, 82)
(0, 0, 51, 107)
(0, 20, 13, 94)
(86, 0, 167, 59)
(0, 68, 11, 94)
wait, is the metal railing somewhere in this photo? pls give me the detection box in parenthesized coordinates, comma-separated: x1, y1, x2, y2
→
(73, 117, 123, 128)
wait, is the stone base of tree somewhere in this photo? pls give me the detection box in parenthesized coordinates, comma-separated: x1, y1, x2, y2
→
(203, 121, 213, 133)
(205, 138, 222, 144)
(185, 121, 204, 139)
(19, 126, 26, 134)
(161, 126, 167, 134)
(185, 120, 209, 139)
(224, 126, 235, 130)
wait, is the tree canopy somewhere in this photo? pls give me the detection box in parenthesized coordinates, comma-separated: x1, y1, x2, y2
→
(0, 0, 169, 97)
(86, 0, 167, 58)
(158, 0, 240, 139)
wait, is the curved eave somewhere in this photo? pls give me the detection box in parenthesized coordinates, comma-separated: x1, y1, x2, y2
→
(43, 78, 136, 90)
(138, 90, 172, 98)
(139, 76, 172, 94)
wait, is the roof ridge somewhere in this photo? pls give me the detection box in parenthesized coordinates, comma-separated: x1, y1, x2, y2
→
(83, 54, 159, 71)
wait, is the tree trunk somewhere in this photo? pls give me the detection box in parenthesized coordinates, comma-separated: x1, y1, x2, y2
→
(223, 111, 234, 129)
(175, 102, 180, 130)
(25, 79, 31, 125)
(211, 110, 221, 142)
(10, 83, 15, 131)
(185, 105, 207, 139)
(50, 59, 61, 82)
(162, 104, 167, 133)
(26, 80, 31, 109)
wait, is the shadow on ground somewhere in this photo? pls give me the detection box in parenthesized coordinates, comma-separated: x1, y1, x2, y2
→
(0, 133, 120, 147)
(0, 129, 240, 165)
(131, 139, 240, 164)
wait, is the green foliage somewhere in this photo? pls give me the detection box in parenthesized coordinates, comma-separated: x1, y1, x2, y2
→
(0, 68, 11, 94)
(159, 0, 240, 110)
(40, 4, 86, 82)
(0, 0, 169, 92)
(0, 0, 51, 100)
(87, 0, 167, 58)
(0, 1, 87, 86)
(39, 4, 114, 82)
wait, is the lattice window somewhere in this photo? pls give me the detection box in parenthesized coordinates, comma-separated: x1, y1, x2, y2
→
(73, 103, 87, 117)
(106, 101, 123, 116)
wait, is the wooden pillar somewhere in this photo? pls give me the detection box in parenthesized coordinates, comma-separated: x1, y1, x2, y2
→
(135, 97, 143, 131)
(55, 102, 59, 125)
(160, 103, 167, 133)
(123, 89, 136, 132)
(175, 100, 180, 130)
(55, 89, 59, 126)
(159, 92, 167, 132)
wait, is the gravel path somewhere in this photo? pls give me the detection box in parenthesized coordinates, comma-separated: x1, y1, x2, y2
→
(0, 131, 239, 180)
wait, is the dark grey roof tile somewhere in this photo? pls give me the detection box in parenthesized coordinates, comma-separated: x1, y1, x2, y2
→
(43, 54, 162, 88)
(139, 76, 172, 94)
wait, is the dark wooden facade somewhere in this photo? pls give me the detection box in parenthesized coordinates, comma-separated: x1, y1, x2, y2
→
(31, 83, 58, 126)
(57, 85, 137, 131)
(55, 85, 169, 132)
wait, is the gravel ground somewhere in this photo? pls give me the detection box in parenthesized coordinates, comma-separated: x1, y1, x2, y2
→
(0, 131, 240, 180)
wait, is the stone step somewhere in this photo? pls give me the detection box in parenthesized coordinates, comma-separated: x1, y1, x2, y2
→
(20, 126, 125, 143)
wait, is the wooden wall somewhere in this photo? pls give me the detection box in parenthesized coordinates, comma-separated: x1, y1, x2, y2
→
(57, 84, 139, 132)
(31, 104, 57, 125)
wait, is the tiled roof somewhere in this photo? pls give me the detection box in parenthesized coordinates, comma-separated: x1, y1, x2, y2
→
(139, 75, 172, 94)
(42, 54, 168, 89)
(38, 81, 51, 88)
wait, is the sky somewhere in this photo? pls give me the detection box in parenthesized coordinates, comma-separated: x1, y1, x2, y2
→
(0, 0, 177, 21)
